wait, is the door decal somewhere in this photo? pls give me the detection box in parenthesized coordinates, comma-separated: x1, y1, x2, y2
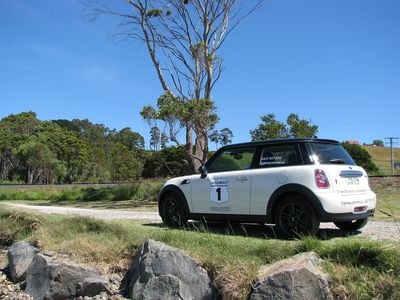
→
(210, 177, 229, 204)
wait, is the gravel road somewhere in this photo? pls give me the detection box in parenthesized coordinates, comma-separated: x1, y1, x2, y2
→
(2, 203, 400, 242)
(3, 203, 161, 222)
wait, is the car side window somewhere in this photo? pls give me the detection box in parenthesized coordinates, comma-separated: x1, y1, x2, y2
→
(207, 148, 255, 173)
(258, 145, 299, 168)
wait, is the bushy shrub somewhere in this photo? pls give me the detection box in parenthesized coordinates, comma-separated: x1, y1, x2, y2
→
(111, 183, 140, 201)
(342, 142, 379, 173)
(142, 146, 188, 178)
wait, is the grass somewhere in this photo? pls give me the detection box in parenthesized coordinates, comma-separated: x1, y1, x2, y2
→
(0, 179, 163, 203)
(2, 178, 398, 221)
(0, 207, 399, 299)
(371, 178, 400, 222)
(363, 145, 400, 176)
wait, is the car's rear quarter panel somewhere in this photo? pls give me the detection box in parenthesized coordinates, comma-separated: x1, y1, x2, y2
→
(250, 165, 316, 215)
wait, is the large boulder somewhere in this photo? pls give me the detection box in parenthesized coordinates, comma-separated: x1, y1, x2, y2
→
(7, 241, 38, 282)
(25, 253, 111, 300)
(250, 252, 332, 300)
(125, 239, 216, 300)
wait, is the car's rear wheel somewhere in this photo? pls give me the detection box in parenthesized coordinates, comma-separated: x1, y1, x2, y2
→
(334, 218, 368, 231)
(160, 193, 187, 227)
(274, 195, 320, 239)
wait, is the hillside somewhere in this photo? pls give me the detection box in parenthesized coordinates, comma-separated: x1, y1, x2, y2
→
(363, 145, 400, 175)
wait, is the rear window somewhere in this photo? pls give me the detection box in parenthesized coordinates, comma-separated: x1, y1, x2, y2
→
(308, 143, 356, 165)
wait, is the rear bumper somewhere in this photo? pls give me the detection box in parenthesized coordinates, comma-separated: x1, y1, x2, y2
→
(316, 190, 376, 214)
(314, 190, 376, 222)
(318, 209, 375, 222)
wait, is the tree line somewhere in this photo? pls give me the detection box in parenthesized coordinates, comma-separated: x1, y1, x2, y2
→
(0, 112, 149, 184)
(0, 111, 378, 184)
(0, 111, 317, 184)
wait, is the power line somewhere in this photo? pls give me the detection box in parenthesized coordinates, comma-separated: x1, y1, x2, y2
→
(385, 137, 399, 175)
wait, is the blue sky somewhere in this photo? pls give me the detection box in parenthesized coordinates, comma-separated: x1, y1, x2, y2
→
(1, 0, 399, 149)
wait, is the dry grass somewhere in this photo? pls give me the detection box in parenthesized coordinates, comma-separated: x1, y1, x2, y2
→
(215, 264, 258, 300)
(363, 145, 400, 175)
(372, 178, 400, 222)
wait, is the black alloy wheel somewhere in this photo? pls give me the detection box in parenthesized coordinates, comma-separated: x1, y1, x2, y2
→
(161, 194, 187, 227)
(275, 195, 320, 239)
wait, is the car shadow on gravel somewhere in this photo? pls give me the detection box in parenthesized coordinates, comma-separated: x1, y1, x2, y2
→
(144, 221, 362, 240)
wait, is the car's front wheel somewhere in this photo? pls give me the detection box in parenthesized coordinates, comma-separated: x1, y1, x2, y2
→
(334, 218, 368, 231)
(160, 193, 187, 227)
(274, 195, 320, 239)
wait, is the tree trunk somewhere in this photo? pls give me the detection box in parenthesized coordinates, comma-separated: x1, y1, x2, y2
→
(27, 166, 33, 185)
(184, 123, 209, 174)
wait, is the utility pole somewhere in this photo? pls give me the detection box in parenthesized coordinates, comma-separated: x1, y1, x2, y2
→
(385, 137, 399, 175)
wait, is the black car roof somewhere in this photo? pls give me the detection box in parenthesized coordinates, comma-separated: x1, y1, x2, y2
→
(218, 138, 340, 150)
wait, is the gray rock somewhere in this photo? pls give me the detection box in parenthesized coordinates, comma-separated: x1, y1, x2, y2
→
(25, 254, 111, 300)
(126, 239, 216, 300)
(7, 241, 38, 283)
(250, 252, 333, 300)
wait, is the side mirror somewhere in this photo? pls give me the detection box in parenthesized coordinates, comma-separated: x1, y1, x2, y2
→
(198, 165, 208, 179)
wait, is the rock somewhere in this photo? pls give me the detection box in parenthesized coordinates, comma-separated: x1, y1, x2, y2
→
(7, 241, 38, 283)
(125, 239, 216, 300)
(0, 231, 13, 247)
(250, 252, 333, 300)
(25, 254, 112, 300)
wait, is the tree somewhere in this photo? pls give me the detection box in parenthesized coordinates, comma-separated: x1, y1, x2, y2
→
(373, 139, 384, 147)
(286, 113, 318, 138)
(86, 0, 262, 172)
(150, 126, 161, 151)
(110, 143, 142, 182)
(160, 132, 169, 149)
(114, 127, 145, 150)
(15, 138, 61, 184)
(0, 112, 41, 182)
(0, 112, 151, 184)
(142, 146, 187, 178)
(250, 113, 318, 141)
(209, 127, 233, 148)
(219, 128, 234, 145)
(342, 142, 379, 173)
(250, 114, 288, 141)
(209, 130, 220, 149)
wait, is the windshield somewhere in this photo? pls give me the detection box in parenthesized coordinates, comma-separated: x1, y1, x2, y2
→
(308, 143, 356, 165)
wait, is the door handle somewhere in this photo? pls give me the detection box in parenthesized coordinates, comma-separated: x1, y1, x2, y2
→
(236, 176, 249, 182)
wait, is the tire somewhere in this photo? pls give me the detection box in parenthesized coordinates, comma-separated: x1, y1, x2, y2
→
(160, 193, 187, 227)
(334, 218, 368, 231)
(274, 195, 320, 239)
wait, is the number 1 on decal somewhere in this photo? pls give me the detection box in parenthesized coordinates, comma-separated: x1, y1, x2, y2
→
(216, 187, 221, 201)
(210, 186, 229, 204)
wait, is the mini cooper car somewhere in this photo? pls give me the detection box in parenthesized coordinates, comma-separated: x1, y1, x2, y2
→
(158, 138, 376, 238)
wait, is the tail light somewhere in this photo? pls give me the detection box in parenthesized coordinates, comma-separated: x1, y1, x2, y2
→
(315, 169, 330, 188)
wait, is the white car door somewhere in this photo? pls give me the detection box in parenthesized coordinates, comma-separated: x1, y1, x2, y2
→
(191, 147, 255, 215)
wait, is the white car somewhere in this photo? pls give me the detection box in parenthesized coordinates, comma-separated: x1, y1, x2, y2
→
(158, 138, 376, 238)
